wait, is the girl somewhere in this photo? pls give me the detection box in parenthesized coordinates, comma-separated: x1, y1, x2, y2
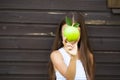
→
(49, 12, 95, 80)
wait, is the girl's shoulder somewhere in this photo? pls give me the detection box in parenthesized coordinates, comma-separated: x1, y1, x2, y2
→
(50, 50, 63, 61)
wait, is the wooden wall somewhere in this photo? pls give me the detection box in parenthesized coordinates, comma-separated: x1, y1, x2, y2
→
(0, 0, 120, 80)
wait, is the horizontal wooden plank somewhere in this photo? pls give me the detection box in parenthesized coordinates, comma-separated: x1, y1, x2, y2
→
(96, 64, 120, 75)
(0, 37, 120, 51)
(85, 12, 120, 25)
(0, 37, 54, 50)
(87, 26, 120, 38)
(0, 50, 120, 63)
(0, 62, 119, 76)
(95, 75, 120, 80)
(0, 75, 120, 80)
(0, 76, 120, 80)
(0, 73, 48, 80)
(112, 9, 120, 14)
(0, 11, 120, 25)
(90, 38, 120, 51)
(85, 12, 120, 21)
(0, 50, 50, 62)
(0, 0, 109, 11)
(0, 77, 48, 80)
(0, 24, 120, 38)
(0, 11, 65, 24)
(0, 62, 48, 74)
(0, 24, 56, 37)
(94, 51, 120, 63)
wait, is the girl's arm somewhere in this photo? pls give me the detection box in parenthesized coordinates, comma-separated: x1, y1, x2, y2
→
(50, 50, 77, 80)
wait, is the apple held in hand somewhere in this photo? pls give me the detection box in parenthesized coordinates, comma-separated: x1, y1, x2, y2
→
(63, 16, 80, 42)
(63, 26, 80, 42)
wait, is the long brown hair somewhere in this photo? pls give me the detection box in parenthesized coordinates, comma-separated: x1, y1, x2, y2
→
(49, 12, 95, 80)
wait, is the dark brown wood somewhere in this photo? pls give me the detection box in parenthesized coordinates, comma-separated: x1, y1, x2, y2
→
(112, 9, 120, 14)
(0, 62, 120, 77)
(0, 37, 120, 51)
(0, 62, 48, 74)
(0, 0, 120, 80)
(0, 23, 57, 37)
(94, 51, 120, 63)
(0, 24, 120, 38)
(90, 38, 120, 51)
(0, 0, 109, 11)
(0, 50, 120, 63)
(96, 64, 120, 75)
(0, 78, 48, 80)
(0, 50, 50, 62)
(95, 76, 120, 80)
(0, 11, 120, 25)
(0, 37, 54, 50)
(87, 25, 120, 38)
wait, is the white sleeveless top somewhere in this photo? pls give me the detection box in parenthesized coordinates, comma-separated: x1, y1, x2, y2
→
(55, 47, 87, 80)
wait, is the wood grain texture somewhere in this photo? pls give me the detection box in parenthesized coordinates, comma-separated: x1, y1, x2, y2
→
(0, 50, 50, 62)
(0, 0, 120, 80)
(0, 24, 120, 37)
(0, 37, 120, 51)
(0, 0, 108, 11)
(0, 11, 120, 25)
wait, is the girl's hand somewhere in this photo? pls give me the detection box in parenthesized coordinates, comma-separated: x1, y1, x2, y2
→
(66, 41, 78, 56)
(63, 37, 78, 56)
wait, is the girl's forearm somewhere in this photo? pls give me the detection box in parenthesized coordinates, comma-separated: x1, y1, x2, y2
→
(65, 56, 77, 80)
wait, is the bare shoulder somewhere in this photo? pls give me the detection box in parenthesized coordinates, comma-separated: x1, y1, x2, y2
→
(50, 50, 63, 62)
(50, 50, 67, 77)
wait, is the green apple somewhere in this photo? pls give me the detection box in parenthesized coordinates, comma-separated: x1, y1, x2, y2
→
(63, 26, 80, 42)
